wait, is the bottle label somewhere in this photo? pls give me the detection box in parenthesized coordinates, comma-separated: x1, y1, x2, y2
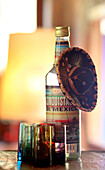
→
(55, 41, 69, 64)
(46, 85, 79, 143)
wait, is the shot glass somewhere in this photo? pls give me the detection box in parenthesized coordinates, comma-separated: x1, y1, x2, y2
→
(18, 122, 23, 161)
(33, 123, 55, 167)
(54, 123, 66, 165)
(18, 122, 34, 162)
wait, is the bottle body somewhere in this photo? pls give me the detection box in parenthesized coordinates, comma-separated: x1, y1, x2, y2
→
(45, 28, 81, 159)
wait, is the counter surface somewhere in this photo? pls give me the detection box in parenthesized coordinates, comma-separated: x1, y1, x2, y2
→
(0, 151, 105, 169)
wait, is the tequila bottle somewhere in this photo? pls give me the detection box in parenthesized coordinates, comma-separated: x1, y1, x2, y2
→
(45, 26, 81, 159)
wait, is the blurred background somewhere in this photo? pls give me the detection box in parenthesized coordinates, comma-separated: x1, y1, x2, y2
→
(0, 0, 105, 151)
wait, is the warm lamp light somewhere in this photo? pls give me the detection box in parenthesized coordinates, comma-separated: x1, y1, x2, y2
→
(0, 32, 9, 74)
(1, 29, 55, 121)
(0, 0, 37, 74)
(100, 18, 105, 35)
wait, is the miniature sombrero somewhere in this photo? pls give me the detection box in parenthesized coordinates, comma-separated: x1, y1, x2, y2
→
(56, 47, 98, 112)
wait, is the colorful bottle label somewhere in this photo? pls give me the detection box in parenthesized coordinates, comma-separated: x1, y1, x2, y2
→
(46, 86, 79, 143)
(55, 41, 69, 64)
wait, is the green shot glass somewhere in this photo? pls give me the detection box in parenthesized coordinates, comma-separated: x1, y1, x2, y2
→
(18, 122, 35, 162)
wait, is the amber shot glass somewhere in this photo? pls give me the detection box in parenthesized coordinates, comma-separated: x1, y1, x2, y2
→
(32, 123, 55, 167)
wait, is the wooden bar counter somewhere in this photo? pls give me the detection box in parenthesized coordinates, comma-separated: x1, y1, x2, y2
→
(0, 151, 105, 169)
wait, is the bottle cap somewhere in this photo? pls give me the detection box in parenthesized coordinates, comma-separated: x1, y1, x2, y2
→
(55, 26, 70, 37)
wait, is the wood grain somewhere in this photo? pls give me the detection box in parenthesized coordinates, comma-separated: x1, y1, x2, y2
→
(0, 151, 105, 169)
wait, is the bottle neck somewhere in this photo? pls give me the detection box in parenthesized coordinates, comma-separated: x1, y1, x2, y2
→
(54, 36, 70, 65)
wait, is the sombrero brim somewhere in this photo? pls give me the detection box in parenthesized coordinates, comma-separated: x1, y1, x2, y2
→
(56, 47, 98, 112)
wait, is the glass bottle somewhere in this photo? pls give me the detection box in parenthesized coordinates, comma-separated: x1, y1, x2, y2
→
(45, 26, 81, 159)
